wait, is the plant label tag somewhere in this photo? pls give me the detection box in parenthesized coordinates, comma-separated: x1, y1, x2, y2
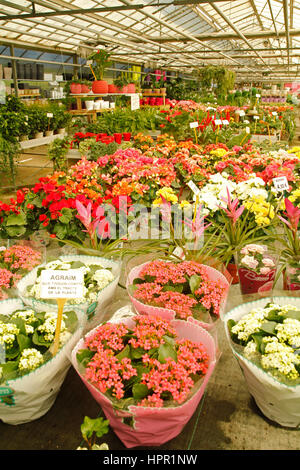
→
(189, 121, 198, 128)
(55, 75, 63, 82)
(40, 269, 84, 299)
(222, 119, 229, 125)
(131, 94, 140, 110)
(87, 60, 93, 65)
(187, 180, 200, 195)
(246, 126, 250, 134)
(256, 94, 261, 97)
(47, 113, 53, 118)
(273, 176, 289, 192)
(172, 247, 185, 260)
(272, 111, 278, 116)
(239, 110, 245, 116)
(253, 115, 259, 120)
(214, 119, 222, 125)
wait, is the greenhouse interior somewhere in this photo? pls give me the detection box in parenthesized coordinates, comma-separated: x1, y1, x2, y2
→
(0, 0, 300, 454)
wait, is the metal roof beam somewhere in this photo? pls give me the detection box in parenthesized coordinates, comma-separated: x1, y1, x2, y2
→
(150, 29, 300, 42)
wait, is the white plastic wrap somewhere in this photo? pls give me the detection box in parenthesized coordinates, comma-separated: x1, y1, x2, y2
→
(16, 254, 121, 330)
(0, 298, 86, 425)
(223, 295, 300, 428)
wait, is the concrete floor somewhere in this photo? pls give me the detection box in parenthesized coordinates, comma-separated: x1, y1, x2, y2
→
(0, 282, 300, 451)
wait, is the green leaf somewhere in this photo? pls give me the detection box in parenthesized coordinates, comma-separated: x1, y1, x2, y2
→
(251, 333, 265, 354)
(130, 346, 146, 359)
(158, 343, 177, 363)
(6, 225, 26, 238)
(0, 360, 19, 381)
(189, 274, 201, 294)
(260, 321, 277, 336)
(58, 207, 73, 225)
(63, 310, 78, 333)
(81, 416, 109, 441)
(76, 349, 95, 367)
(116, 344, 131, 361)
(6, 212, 26, 226)
(132, 383, 149, 400)
(282, 310, 300, 321)
(17, 333, 32, 352)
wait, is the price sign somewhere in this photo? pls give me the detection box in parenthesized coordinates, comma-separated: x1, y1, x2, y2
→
(253, 115, 259, 120)
(130, 93, 140, 111)
(189, 121, 198, 128)
(272, 111, 278, 116)
(214, 119, 222, 126)
(273, 176, 289, 192)
(47, 113, 53, 118)
(172, 247, 185, 260)
(239, 110, 246, 116)
(86, 60, 93, 65)
(40, 269, 84, 299)
(40, 269, 84, 355)
(246, 126, 250, 134)
(187, 180, 200, 196)
(55, 75, 63, 82)
(222, 119, 229, 125)
(256, 94, 261, 98)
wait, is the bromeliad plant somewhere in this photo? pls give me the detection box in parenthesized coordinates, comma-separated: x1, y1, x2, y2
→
(213, 188, 273, 266)
(275, 198, 300, 289)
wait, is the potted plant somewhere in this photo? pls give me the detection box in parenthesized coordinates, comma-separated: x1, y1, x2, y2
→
(70, 77, 82, 94)
(88, 49, 111, 94)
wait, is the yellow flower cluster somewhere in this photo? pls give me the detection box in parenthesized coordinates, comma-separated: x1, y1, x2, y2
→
(288, 188, 300, 207)
(210, 148, 228, 158)
(288, 147, 300, 159)
(244, 196, 275, 226)
(153, 187, 178, 205)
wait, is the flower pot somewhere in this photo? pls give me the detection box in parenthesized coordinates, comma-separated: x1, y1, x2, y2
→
(126, 83, 135, 93)
(85, 100, 94, 111)
(17, 254, 121, 331)
(19, 135, 28, 141)
(123, 132, 131, 141)
(0, 298, 85, 425)
(108, 84, 117, 93)
(45, 130, 54, 137)
(160, 88, 166, 94)
(70, 83, 82, 94)
(227, 263, 239, 284)
(283, 264, 300, 291)
(57, 128, 66, 135)
(80, 84, 90, 94)
(34, 132, 44, 139)
(71, 311, 217, 448)
(126, 260, 230, 331)
(143, 89, 152, 94)
(114, 133, 122, 144)
(92, 80, 108, 94)
(224, 296, 300, 428)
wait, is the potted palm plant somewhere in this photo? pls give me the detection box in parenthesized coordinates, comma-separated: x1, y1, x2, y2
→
(88, 49, 111, 94)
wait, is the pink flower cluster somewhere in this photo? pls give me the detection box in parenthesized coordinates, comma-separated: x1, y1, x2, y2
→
(0, 244, 42, 299)
(133, 260, 227, 319)
(81, 315, 209, 407)
(139, 338, 209, 407)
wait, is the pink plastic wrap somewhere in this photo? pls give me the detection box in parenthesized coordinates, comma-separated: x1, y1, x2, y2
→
(126, 261, 231, 331)
(71, 317, 216, 448)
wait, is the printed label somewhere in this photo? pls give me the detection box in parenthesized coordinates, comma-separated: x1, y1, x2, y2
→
(40, 269, 84, 299)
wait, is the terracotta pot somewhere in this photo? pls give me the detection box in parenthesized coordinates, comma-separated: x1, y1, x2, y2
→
(70, 83, 82, 94)
(92, 80, 108, 94)
(126, 83, 135, 93)
(81, 84, 90, 93)
(108, 84, 117, 93)
(121, 85, 129, 93)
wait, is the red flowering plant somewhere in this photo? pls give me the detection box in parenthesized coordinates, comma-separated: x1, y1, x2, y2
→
(75, 314, 210, 409)
(127, 259, 230, 328)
